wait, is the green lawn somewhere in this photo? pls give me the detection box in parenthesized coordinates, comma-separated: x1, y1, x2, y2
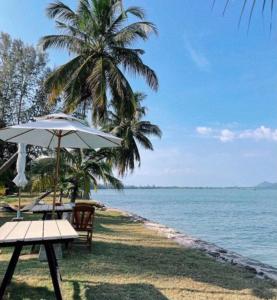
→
(0, 202, 277, 299)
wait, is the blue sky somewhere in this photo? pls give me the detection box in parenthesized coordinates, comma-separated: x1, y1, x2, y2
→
(1, 0, 277, 186)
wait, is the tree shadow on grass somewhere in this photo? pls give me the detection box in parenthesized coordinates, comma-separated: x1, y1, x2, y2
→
(87, 240, 277, 299)
(70, 280, 168, 300)
(4, 282, 54, 300)
(94, 222, 114, 234)
(96, 213, 133, 226)
(1, 212, 276, 299)
(94, 213, 140, 235)
(64, 210, 277, 300)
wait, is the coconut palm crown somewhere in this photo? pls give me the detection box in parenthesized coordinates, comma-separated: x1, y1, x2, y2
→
(40, 0, 158, 123)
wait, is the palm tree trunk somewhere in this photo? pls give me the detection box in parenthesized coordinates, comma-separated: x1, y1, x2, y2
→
(69, 177, 79, 203)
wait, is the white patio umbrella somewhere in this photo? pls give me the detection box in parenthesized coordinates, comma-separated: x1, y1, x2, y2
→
(13, 143, 28, 219)
(0, 113, 122, 217)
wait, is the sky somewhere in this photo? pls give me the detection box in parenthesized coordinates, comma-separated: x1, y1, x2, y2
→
(0, 0, 277, 187)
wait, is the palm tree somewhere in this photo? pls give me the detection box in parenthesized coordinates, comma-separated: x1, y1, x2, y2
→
(39, 0, 158, 123)
(106, 92, 162, 176)
(65, 148, 122, 201)
(31, 149, 123, 202)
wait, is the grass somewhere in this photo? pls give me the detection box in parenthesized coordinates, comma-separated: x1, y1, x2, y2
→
(0, 197, 277, 299)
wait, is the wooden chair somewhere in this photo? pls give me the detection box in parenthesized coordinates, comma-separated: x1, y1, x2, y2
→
(71, 203, 95, 249)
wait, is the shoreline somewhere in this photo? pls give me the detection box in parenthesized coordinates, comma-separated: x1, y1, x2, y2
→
(108, 207, 277, 282)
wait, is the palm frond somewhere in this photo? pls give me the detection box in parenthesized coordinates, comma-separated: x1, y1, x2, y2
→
(39, 34, 85, 52)
(106, 58, 136, 114)
(114, 47, 158, 91)
(44, 55, 84, 102)
(47, 1, 76, 21)
(135, 133, 153, 150)
(102, 173, 123, 189)
(221, 0, 276, 29)
(137, 121, 162, 138)
(63, 55, 94, 109)
(87, 57, 108, 122)
(125, 6, 145, 19)
(114, 22, 157, 46)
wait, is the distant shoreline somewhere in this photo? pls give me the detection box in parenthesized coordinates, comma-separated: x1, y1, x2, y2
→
(97, 181, 277, 190)
(98, 186, 277, 190)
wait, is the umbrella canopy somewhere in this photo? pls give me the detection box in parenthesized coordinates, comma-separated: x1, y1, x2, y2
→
(13, 143, 28, 188)
(0, 113, 121, 149)
(0, 113, 122, 216)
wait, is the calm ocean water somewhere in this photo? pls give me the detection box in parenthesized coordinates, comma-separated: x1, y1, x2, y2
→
(93, 188, 277, 267)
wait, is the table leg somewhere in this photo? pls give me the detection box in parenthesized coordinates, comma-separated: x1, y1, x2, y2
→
(50, 244, 62, 281)
(0, 243, 23, 299)
(45, 243, 62, 300)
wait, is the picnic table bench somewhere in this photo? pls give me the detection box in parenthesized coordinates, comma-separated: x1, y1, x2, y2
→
(31, 203, 75, 219)
(0, 220, 78, 300)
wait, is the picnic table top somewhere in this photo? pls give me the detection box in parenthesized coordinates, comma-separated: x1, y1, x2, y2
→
(0, 220, 78, 246)
(31, 203, 75, 213)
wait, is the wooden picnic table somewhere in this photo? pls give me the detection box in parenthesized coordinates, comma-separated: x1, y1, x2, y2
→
(0, 220, 78, 300)
(31, 203, 75, 220)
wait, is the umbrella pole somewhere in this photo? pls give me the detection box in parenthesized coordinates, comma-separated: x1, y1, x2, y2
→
(17, 187, 21, 219)
(52, 134, 62, 219)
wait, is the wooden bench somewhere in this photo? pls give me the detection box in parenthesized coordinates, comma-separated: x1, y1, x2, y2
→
(0, 220, 78, 300)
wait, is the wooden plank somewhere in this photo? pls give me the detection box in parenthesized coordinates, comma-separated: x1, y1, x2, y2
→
(31, 205, 37, 212)
(37, 205, 43, 212)
(36, 204, 49, 213)
(56, 220, 78, 240)
(5, 221, 31, 243)
(32, 204, 43, 212)
(43, 220, 61, 240)
(24, 221, 44, 242)
(33, 203, 74, 213)
(55, 206, 62, 211)
(65, 203, 74, 210)
(0, 222, 19, 243)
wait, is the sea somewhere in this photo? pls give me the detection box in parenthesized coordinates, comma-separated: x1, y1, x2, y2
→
(93, 188, 277, 267)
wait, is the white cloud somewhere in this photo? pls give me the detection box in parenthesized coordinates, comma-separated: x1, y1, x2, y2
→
(196, 126, 212, 135)
(239, 126, 277, 141)
(196, 125, 277, 143)
(219, 129, 235, 142)
(183, 35, 210, 71)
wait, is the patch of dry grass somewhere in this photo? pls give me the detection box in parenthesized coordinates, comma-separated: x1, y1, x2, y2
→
(0, 200, 277, 299)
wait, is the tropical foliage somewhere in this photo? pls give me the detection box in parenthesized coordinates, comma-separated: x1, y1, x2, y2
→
(107, 93, 162, 175)
(31, 149, 123, 201)
(0, 0, 161, 196)
(40, 0, 158, 123)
